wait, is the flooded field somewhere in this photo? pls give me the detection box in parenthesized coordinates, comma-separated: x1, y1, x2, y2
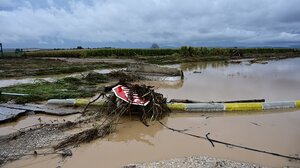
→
(158, 58, 300, 101)
(2, 57, 300, 168)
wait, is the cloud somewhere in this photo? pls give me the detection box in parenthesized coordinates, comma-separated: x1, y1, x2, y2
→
(1, 0, 300, 47)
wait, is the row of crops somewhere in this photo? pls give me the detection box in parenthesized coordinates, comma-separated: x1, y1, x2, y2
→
(24, 48, 178, 57)
(24, 47, 299, 58)
(179, 47, 299, 57)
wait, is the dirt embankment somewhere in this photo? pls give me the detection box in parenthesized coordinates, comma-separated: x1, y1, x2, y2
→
(0, 111, 113, 167)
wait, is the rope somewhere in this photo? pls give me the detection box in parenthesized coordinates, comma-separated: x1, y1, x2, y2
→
(158, 121, 300, 161)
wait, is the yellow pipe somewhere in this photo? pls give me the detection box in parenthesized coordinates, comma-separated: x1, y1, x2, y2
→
(295, 100, 300, 108)
(49, 98, 300, 112)
(167, 103, 186, 111)
(75, 99, 105, 106)
(225, 103, 262, 111)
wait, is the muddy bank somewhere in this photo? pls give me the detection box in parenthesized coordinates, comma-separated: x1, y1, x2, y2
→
(0, 113, 81, 135)
(0, 103, 81, 123)
(0, 112, 113, 167)
(126, 155, 263, 168)
(0, 68, 124, 88)
(0, 57, 125, 79)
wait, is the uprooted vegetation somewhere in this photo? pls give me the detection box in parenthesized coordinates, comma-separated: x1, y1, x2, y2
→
(100, 82, 170, 126)
(0, 82, 170, 166)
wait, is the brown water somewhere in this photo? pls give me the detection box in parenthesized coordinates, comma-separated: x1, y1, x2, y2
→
(3, 58, 300, 168)
(0, 114, 80, 135)
(4, 111, 300, 168)
(158, 58, 300, 101)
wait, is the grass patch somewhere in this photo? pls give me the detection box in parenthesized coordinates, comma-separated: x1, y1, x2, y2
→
(0, 77, 103, 103)
(0, 70, 142, 104)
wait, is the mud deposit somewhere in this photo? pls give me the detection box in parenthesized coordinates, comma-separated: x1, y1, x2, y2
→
(0, 114, 80, 135)
(2, 57, 300, 168)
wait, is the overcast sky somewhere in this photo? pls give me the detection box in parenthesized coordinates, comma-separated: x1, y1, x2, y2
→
(1, 0, 300, 48)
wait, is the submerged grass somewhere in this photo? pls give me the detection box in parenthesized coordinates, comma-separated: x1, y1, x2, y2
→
(0, 77, 103, 103)
(0, 71, 141, 103)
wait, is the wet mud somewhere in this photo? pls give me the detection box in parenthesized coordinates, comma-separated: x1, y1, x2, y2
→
(0, 114, 80, 135)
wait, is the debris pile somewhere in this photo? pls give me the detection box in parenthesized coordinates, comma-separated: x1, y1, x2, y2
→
(90, 81, 170, 126)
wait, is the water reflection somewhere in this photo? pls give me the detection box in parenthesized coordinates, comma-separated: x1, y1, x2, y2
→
(180, 61, 228, 71)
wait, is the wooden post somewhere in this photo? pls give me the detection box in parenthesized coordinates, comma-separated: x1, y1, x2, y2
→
(0, 43, 3, 57)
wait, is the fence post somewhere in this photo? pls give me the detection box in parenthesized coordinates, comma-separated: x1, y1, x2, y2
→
(0, 43, 3, 57)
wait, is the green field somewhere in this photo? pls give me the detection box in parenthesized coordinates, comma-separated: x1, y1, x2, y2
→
(20, 47, 299, 58)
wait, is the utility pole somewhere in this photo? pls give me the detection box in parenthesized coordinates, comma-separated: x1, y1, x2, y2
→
(0, 43, 3, 57)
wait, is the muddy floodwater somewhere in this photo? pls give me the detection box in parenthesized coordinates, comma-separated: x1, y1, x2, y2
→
(3, 58, 300, 168)
(158, 58, 300, 101)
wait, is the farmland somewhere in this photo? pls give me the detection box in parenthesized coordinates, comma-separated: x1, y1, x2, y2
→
(20, 47, 299, 59)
